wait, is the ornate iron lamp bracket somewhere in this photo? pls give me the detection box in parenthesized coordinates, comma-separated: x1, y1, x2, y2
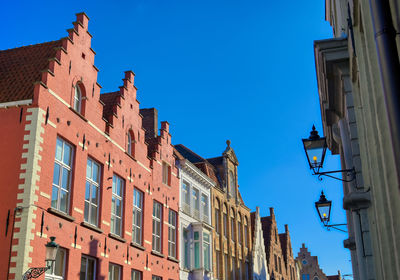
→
(324, 223, 348, 233)
(314, 167, 356, 182)
(22, 266, 49, 280)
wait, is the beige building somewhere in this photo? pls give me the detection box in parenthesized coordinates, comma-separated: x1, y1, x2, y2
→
(175, 141, 252, 280)
(313, 1, 400, 279)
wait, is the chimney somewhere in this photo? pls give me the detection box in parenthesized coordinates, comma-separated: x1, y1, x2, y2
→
(140, 108, 158, 139)
(269, 207, 274, 217)
(285, 224, 289, 233)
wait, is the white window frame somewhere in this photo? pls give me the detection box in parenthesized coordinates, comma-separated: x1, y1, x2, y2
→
(111, 174, 124, 236)
(108, 263, 121, 280)
(45, 247, 66, 280)
(152, 201, 162, 253)
(74, 84, 82, 113)
(203, 232, 211, 271)
(131, 269, 142, 280)
(52, 137, 73, 213)
(168, 210, 177, 258)
(80, 255, 96, 280)
(162, 162, 170, 185)
(183, 228, 190, 269)
(201, 194, 209, 223)
(192, 188, 200, 219)
(132, 188, 143, 245)
(84, 158, 100, 226)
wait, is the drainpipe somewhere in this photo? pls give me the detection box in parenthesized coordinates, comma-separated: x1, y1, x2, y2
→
(369, 0, 400, 191)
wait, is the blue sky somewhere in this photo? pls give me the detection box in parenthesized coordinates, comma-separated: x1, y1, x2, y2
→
(1, 0, 352, 277)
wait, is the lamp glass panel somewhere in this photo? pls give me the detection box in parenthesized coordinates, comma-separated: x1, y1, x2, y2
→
(316, 203, 331, 222)
(45, 245, 58, 261)
(303, 138, 326, 168)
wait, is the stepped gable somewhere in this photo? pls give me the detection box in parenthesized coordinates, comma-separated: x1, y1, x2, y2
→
(100, 91, 120, 122)
(261, 215, 272, 257)
(0, 40, 62, 103)
(279, 232, 288, 262)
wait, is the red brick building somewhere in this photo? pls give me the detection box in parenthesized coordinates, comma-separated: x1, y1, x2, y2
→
(261, 208, 297, 280)
(0, 13, 179, 280)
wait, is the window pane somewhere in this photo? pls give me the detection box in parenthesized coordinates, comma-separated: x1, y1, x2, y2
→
(91, 185, 98, 205)
(63, 144, 71, 166)
(60, 190, 68, 213)
(54, 248, 65, 276)
(55, 139, 63, 161)
(84, 201, 89, 222)
(61, 168, 70, 190)
(90, 205, 97, 225)
(51, 186, 59, 208)
(53, 163, 60, 185)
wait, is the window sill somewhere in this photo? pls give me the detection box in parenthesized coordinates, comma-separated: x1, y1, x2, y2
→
(130, 242, 145, 251)
(151, 250, 165, 258)
(125, 152, 137, 162)
(81, 222, 103, 233)
(108, 233, 126, 243)
(69, 107, 88, 122)
(48, 208, 75, 222)
(167, 256, 179, 263)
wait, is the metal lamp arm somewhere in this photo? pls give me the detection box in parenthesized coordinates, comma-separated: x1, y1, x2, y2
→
(314, 167, 356, 182)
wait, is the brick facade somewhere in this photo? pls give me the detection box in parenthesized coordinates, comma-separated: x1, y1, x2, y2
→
(0, 13, 179, 280)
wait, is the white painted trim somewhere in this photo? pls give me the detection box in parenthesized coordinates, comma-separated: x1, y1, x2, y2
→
(0, 99, 32, 108)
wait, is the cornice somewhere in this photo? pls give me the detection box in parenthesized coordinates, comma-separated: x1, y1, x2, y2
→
(178, 159, 216, 188)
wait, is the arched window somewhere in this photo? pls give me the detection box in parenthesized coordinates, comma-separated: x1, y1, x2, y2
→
(215, 198, 221, 234)
(238, 213, 243, 245)
(223, 204, 228, 238)
(244, 216, 249, 248)
(231, 209, 236, 242)
(127, 130, 135, 157)
(74, 84, 82, 113)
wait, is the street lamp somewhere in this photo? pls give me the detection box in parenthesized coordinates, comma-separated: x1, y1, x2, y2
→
(302, 125, 356, 182)
(315, 191, 331, 226)
(302, 125, 327, 174)
(22, 237, 59, 280)
(315, 191, 347, 232)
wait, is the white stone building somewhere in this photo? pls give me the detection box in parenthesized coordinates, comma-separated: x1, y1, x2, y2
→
(176, 156, 215, 280)
(251, 207, 270, 280)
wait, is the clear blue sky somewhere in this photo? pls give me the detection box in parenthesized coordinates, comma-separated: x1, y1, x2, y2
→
(1, 0, 352, 277)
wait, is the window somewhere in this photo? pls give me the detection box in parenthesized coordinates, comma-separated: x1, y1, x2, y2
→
(152, 201, 162, 253)
(74, 84, 82, 113)
(215, 208, 220, 234)
(231, 216, 235, 241)
(52, 138, 73, 213)
(132, 188, 143, 245)
(168, 210, 177, 258)
(183, 229, 190, 269)
(192, 188, 200, 219)
(111, 174, 124, 236)
(194, 231, 200, 269)
(239, 261, 243, 280)
(274, 254, 278, 271)
(162, 162, 170, 185)
(224, 254, 228, 280)
(108, 263, 121, 280)
(203, 233, 211, 271)
(84, 158, 100, 226)
(201, 194, 209, 222)
(231, 257, 236, 280)
(182, 181, 190, 213)
(45, 247, 66, 279)
(80, 255, 96, 280)
(238, 217, 242, 245)
(302, 275, 310, 280)
(131, 269, 142, 280)
(278, 257, 282, 273)
(215, 251, 220, 279)
(245, 262, 249, 280)
(127, 131, 135, 157)
(244, 217, 249, 248)
(152, 276, 162, 280)
(223, 212, 228, 238)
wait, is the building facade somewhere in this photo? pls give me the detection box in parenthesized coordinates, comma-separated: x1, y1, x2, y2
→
(251, 207, 270, 280)
(261, 208, 297, 280)
(175, 142, 253, 280)
(296, 244, 328, 280)
(313, 1, 400, 279)
(0, 13, 180, 280)
(176, 153, 215, 279)
(295, 244, 341, 280)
